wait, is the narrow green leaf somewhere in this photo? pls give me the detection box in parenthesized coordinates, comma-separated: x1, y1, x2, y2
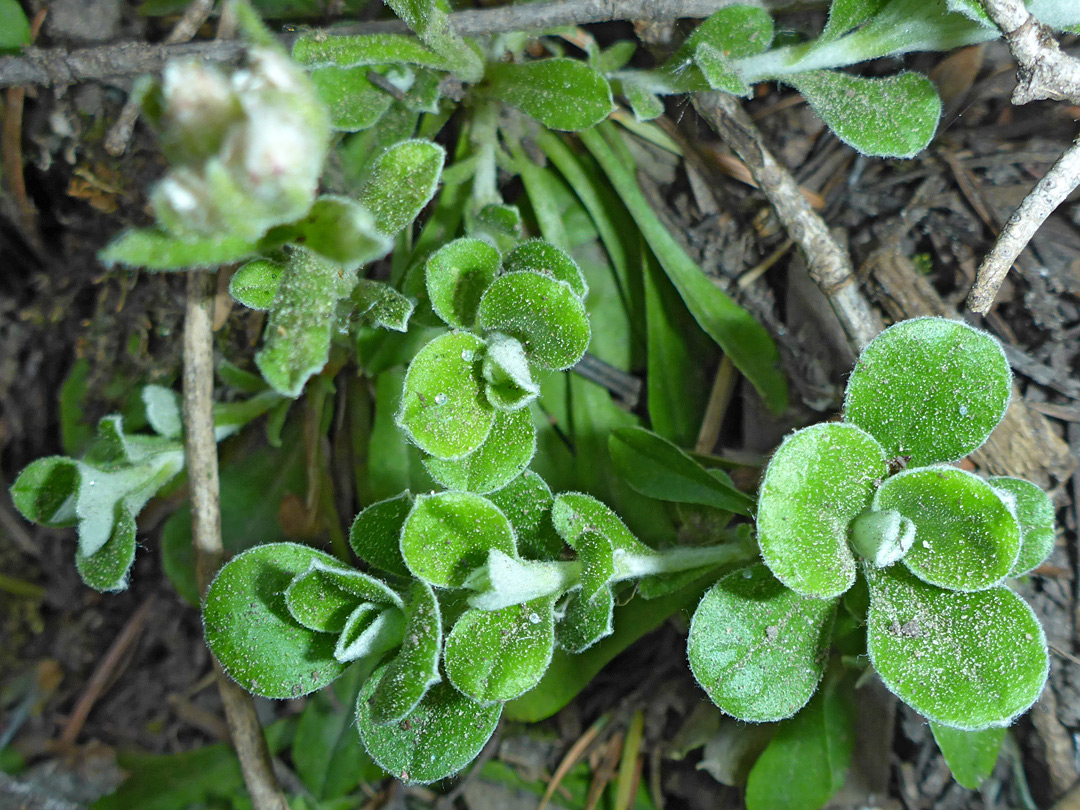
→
(609, 427, 754, 515)
(349, 491, 413, 577)
(930, 723, 1005, 789)
(357, 673, 501, 784)
(424, 407, 537, 495)
(400, 491, 517, 588)
(844, 317, 1012, 466)
(787, 70, 942, 159)
(293, 33, 450, 70)
(384, 0, 483, 82)
(368, 580, 442, 724)
(757, 423, 888, 599)
(445, 596, 557, 704)
(818, 0, 890, 41)
(485, 59, 612, 131)
(358, 139, 446, 235)
(990, 476, 1055, 577)
(100, 228, 256, 270)
(579, 123, 786, 413)
(875, 467, 1020, 592)
(866, 565, 1048, 729)
(203, 543, 349, 698)
(688, 563, 836, 722)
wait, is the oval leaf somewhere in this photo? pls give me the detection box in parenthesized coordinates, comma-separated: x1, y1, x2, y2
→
(425, 237, 501, 329)
(866, 565, 1048, 730)
(10, 456, 80, 527)
(396, 331, 494, 460)
(424, 407, 537, 495)
(485, 58, 613, 131)
(556, 586, 615, 654)
(310, 66, 393, 132)
(444, 596, 557, 704)
(357, 672, 502, 785)
(788, 70, 942, 159)
(688, 563, 837, 723)
(990, 476, 1055, 577)
(930, 722, 1006, 789)
(551, 491, 654, 557)
(503, 239, 588, 299)
(350, 491, 413, 577)
(843, 317, 1012, 466)
(875, 467, 1020, 592)
(478, 272, 590, 371)
(203, 543, 349, 698)
(400, 491, 517, 588)
(359, 138, 445, 235)
(757, 423, 888, 599)
(368, 580, 442, 724)
(334, 604, 406, 663)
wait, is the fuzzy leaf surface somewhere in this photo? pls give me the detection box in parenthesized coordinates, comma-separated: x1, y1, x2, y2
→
(99, 228, 256, 270)
(556, 586, 615, 653)
(990, 476, 1055, 576)
(285, 561, 402, 633)
(787, 70, 941, 159)
(293, 33, 450, 69)
(310, 66, 393, 131)
(334, 604, 407, 662)
(819, 0, 890, 41)
(400, 491, 517, 588)
(503, 239, 588, 299)
(424, 237, 501, 329)
(396, 331, 493, 459)
(688, 563, 836, 723)
(485, 58, 613, 131)
(930, 723, 1005, 789)
(445, 596, 557, 704)
(866, 565, 1048, 729)
(477, 272, 590, 371)
(284, 196, 390, 269)
(481, 333, 539, 411)
(487, 471, 564, 561)
(844, 317, 1011, 466)
(424, 407, 537, 494)
(551, 492, 655, 557)
(357, 671, 501, 785)
(203, 543, 348, 698)
(368, 580, 442, 723)
(876, 467, 1020, 592)
(229, 260, 285, 310)
(352, 279, 416, 332)
(349, 491, 413, 577)
(76, 504, 138, 592)
(757, 422, 887, 598)
(609, 427, 754, 515)
(358, 139, 445, 235)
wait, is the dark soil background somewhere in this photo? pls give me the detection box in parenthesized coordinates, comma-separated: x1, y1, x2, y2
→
(2, 3, 1079, 809)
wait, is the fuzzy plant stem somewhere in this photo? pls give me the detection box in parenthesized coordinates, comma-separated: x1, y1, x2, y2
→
(183, 270, 289, 810)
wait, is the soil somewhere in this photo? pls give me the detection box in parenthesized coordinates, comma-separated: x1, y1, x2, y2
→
(2, 5, 1079, 810)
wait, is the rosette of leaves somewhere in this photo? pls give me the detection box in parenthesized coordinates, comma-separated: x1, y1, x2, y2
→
(8, 385, 283, 591)
(394, 238, 592, 493)
(204, 471, 756, 783)
(688, 317, 1052, 741)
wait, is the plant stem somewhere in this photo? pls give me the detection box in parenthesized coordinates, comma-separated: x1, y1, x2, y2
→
(183, 269, 289, 810)
(470, 100, 501, 208)
(612, 537, 757, 580)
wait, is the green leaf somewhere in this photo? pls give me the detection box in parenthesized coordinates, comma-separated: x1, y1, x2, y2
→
(694, 43, 751, 96)
(477, 272, 590, 371)
(400, 491, 517, 588)
(11, 456, 80, 528)
(591, 39, 637, 73)
(293, 662, 383, 800)
(609, 427, 754, 515)
(848, 508, 915, 568)
(424, 407, 537, 495)
(396, 330, 494, 459)
(946, 0, 993, 25)
(349, 491, 413, 577)
(686, 5, 775, 58)
(757, 422, 888, 599)
(444, 596, 557, 704)
(424, 237, 501, 329)
(93, 742, 246, 810)
(310, 66, 394, 132)
(787, 70, 942, 159)
(688, 563, 837, 723)
(990, 476, 1055, 577)
(622, 79, 665, 121)
(744, 667, 855, 810)
(481, 333, 539, 411)
(285, 560, 403, 633)
(383, 0, 483, 82)
(551, 491, 655, 557)
(352, 278, 416, 332)
(819, 0, 890, 41)
(283, 196, 392, 269)
(368, 580, 442, 723)
(203, 543, 349, 698)
(357, 672, 501, 784)
(229, 259, 285, 310)
(0, 0, 31, 51)
(100, 228, 257, 270)
(487, 471, 564, 561)
(255, 247, 354, 398)
(876, 467, 1019, 592)
(930, 722, 1005, 789)
(465, 202, 524, 254)
(503, 239, 588, 300)
(866, 565, 1048, 729)
(845, 318, 1012, 466)
(142, 385, 183, 439)
(485, 59, 613, 131)
(76, 504, 138, 592)
(579, 123, 786, 414)
(556, 586, 615, 653)
(358, 138, 445, 235)
(334, 603, 406, 662)
(293, 33, 451, 70)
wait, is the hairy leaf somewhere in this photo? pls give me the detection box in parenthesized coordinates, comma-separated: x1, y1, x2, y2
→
(282, 195, 391, 269)
(990, 476, 1055, 577)
(229, 260, 285, 310)
(556, 586, 615, 653)
(425, 237, 501, 329)
(930, 723, 1005, 789)
(352, 279, 416, 332)
(76, 504, 138, 592)
(349, 491, 413, 577)
(487, 471, 564, 561)
(293, 33, 449, 70)
(100, 228, 257, 270)
(285, 560, 402, 633)
(485, 58, 613, 131)
(310, 66, 394, 131)
(503, 239, 588, 300)
(334, 603, 406, 662)
(481, 333, 539, 411)
(424, 407, 537, 494)
(358, 139, 445, 235)
(368, 580, 442, 723)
